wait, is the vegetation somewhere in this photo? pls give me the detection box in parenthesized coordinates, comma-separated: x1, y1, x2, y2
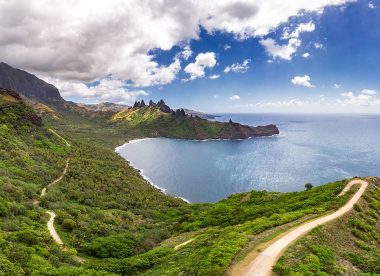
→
(305, 183, 314, 190)
(112, 103, 278, 140)
(1, 88, 377, 275)
(274, 178, 380, 275)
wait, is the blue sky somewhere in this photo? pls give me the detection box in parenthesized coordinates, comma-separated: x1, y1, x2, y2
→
(146, 0, 380, 113)
(0, 0, 379, 113)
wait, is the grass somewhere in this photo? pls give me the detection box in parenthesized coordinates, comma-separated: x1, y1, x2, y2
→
(274, 178, 380, 275)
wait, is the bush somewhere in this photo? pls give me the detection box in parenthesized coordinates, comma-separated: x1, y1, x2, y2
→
(62, 218, 76, 231)
(305, 183, 314, 190)
(83, 234, 137, 258)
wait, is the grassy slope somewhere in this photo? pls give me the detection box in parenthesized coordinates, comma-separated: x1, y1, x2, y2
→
(112, 106, 263, 140)
(1, 92, 375, 275)
(0, 90, 113, 275)
(274, 178, 380, 275)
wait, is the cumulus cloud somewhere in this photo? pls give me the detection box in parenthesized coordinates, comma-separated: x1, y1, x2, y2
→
(229, 94, 241, 100)
(291, 75, 315, 88)
(281, 21, 315, 39)
(361, 89, 377, 95)
(302, 52, 311, 58)
(260, 38, 300, 60)
(184, 52, 217, 80)
(368, 2, 375, 8)
(260, 21, 315, 60)
(0, 0, 352, 102)
(224, 59, 250, 73)
(45, 76, 148, 104)
(338, 90, 379, 106)
(181, 46, 193, 60)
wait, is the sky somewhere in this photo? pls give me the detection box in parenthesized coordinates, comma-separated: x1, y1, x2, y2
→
(0, 0, 379, 113)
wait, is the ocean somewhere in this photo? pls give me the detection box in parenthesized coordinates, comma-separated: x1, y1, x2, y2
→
(116, 113, 380, 203)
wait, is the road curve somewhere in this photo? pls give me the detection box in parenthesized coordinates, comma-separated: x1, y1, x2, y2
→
(243, 179, 368, 276)
(46, 211, 64, 245)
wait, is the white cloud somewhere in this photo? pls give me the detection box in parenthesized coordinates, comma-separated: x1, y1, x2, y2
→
(0, 0, 353, 100)
(291, 75, 315, 88)
(45, 76, 148, 104)
(302, 52, 311, 58)
(314, 42, 324, 49)
(184, 52, 217, 80)
(338, 90, 380, 106)
(334, 83, 342, 89)
(181, 46, 193, 60)
(209, 74, 220, 79)
(361, 89, 377, 95)
(260, 38, 301, 60)
(261, 21, 315, 60)
(0, 1, 352, 77)
(229, 94, 241, 100)
(368, 2, 375, 8)
(224, 59, 250, 73)
(224, 44, 231, 50)
(254, 98, 307, 108)
(282, 21, 315, 39)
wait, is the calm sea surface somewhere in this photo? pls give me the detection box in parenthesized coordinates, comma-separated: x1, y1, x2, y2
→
(116, 114, 380, 203)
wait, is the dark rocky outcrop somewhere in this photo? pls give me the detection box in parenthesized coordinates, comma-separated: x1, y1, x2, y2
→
(172, 109, 186, 117)
(222, 123, 279, 139)
(0, 62, 64, 104)
(157, 99, 172, 113)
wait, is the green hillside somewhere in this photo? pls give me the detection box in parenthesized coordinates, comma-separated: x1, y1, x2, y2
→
(1, 88, 379, 275)
(112, 102, 279, 140)
(274, 179, 380, 275)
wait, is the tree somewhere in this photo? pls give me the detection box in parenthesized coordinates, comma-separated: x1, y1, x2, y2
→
(305, 183, 313, 190)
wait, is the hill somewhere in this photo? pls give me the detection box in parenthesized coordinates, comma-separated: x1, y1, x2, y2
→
(112, 100, 279, 140)
(274, 178, 380, 275)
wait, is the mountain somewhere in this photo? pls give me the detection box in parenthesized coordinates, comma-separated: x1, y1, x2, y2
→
(77, 102, 129, 112)
(0, 62, 64, 104)
(113, 100, 279, 140)
(183, 109, 216, 119)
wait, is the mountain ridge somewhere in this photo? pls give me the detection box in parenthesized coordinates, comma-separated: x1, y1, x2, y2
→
(0, 62, 64, 104)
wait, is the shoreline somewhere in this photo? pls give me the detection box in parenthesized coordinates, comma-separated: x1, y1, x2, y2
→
(115, 138, 191, 203)
(114, 135, 279, 204)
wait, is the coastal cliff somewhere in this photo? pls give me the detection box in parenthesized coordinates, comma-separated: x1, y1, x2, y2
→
(112, 100, 279, 140)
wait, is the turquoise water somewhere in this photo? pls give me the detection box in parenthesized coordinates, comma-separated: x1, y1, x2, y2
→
(116, 114, 380, 203)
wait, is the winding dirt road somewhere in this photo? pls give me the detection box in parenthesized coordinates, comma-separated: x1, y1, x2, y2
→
(241, 179, 368, 276)
(32, 129, 71, 247)
(46, 211, 64, 245)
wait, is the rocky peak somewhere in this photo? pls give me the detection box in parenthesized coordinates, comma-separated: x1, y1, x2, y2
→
(0, 62, 64, 104)
(172, 108, 186, 117)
